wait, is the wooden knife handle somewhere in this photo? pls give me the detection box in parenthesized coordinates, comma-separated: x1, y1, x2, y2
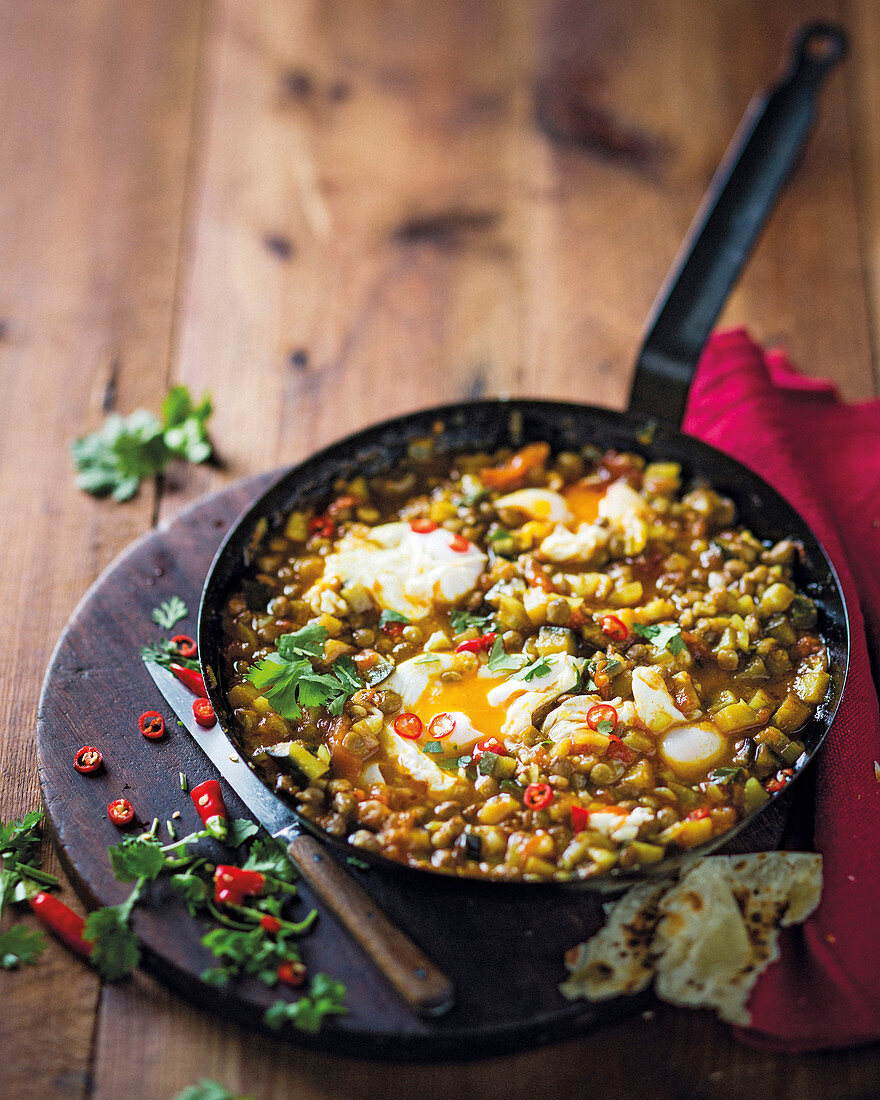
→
(287, 833, 455, 1016)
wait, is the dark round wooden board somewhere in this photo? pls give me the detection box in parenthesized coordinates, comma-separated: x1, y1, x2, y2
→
(36, 475, 794, 1061)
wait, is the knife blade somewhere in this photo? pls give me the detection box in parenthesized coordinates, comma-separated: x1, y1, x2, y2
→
(144, 659, 454, 1016)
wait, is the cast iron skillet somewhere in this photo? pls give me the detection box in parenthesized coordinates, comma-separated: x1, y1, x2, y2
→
(199, 24, 850, 896)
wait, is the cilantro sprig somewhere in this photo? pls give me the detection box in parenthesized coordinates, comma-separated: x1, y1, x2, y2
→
(449, 609, 497, 635)
(247, 624, 362, 720)
(633, 622, 686, 655)
(487, 637, 527, 674)
(264, 973, 349, 1034)
(152, 596, 188, 631)
(71, 384, 213, 501)
(512, 656, 552, 682)
(0, 925, 47, 970)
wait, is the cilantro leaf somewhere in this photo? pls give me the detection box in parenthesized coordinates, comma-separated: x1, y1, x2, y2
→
(84, 905, 141, 981)
(151, 596, 188, 631)
(174, 1081, 253, 1100)
(162, 386, 213, 464)
(449, 609, 496, 635)
(242, 838, 297, 883)
(710, 766, 745, 783)
(633, 622, 686, 655)
(486, 637, 526, 674)
(277, 623, 327, 661)
(170, 873, 209, 915)
(247, 629, 362, 720)
(140, 638, 200, 672)
(71, 386, 212, 501)
(0, 810, 43, 860)
(226, 819, 260, 848)
(108, 836, 166, 883)
(378, 610, 409, 628)
(597, 719, 615, 735)
(264, 973, 348, 1033)
(0, 925, 47, 969)
(512, 656, 551, 682)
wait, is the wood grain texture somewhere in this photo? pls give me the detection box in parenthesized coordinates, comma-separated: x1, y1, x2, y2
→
(0, 2, 203, 1098)
(3, 0, 880, 1096)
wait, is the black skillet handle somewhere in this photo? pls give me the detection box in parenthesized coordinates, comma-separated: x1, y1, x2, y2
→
(627, 22, 847, 426)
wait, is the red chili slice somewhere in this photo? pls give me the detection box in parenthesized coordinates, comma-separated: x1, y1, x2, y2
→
(277, 960, 307, 987)
(308, 516, 335, 538)
(171, 634, 197, 659)
(523, 782, 553, 811)
(192, 697, 216, 729)
(586, 703, 618, 731)
(73, 745, 103, 774)
(107, 798, 135, 827)
(686, 806, 712, 821)
(261, 914, 282, 935)
(138, 710, 166, 739)
(600, 614, 629, 642)
(427, 713, 456, 740)
(471, 736, 507, 762)
(606, 735, 637, 764)
(570, 804, 590, 833)
(448, 533, 470, 553)
(409, 518, 438, 533)
(393, 712, 423, 739)
(455, 633, 497, 654)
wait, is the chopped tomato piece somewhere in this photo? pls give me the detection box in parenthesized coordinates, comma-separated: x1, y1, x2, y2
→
(480, 442, 550, 490)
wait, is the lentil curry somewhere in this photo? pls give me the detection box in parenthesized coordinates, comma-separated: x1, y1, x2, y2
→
(219, 440, 830, 882)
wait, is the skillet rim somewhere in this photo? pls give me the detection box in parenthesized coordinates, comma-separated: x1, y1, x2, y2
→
(198, 397, 850, 893)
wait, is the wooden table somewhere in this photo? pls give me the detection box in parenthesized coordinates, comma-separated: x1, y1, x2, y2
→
(3, 1, 879, 1096)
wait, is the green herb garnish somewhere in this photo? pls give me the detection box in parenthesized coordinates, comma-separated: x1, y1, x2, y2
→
(174, 1081, 254, 1100)
(264, 972, 349, 1034)
(422, 741, 444, 754)
(512, 656, 551, 682)
(449, 609, 496, 635)
(634, 622, 686, 655)
(151, 595, 188, 630)
(710, 766, 745, 783)
(246, 624, 362, 720)
(487, 637, 526, 674)
(71, 385, 213, 501)
(379, 609, 409, 628)
(0, 925, 47, 970)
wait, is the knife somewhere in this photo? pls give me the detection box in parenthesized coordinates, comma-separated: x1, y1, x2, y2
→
(144, 659, 455, 1016)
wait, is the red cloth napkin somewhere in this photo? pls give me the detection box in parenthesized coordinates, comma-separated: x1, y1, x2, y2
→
(683, 329, 880, 1052)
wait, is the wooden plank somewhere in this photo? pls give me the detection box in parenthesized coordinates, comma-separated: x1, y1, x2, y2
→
(0, 1, 203, 1097)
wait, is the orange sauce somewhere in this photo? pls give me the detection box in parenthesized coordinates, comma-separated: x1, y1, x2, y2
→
(417, 668, 507, 741)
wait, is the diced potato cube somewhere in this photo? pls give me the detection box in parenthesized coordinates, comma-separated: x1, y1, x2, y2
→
(743, 777, 770, 813)
(759, 583, 796, 615)
(228, 681, 260, 709)
(477, 794, 520, 825)
(622, 840, 665, 865)
(659, 816, 713, 849)
(536, 626, 576, 656)
(712, 701, 758, 734)
(609, 580, 644, 608)
(794, 669, 830, 705)
(284, 511, 308, 542)
(773, 693, 812, 733)
(586, 847, 619, 874)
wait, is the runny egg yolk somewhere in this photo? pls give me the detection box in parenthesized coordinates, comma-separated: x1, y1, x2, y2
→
(417, 668, 507, 743)
(562, 481, 606, 527)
